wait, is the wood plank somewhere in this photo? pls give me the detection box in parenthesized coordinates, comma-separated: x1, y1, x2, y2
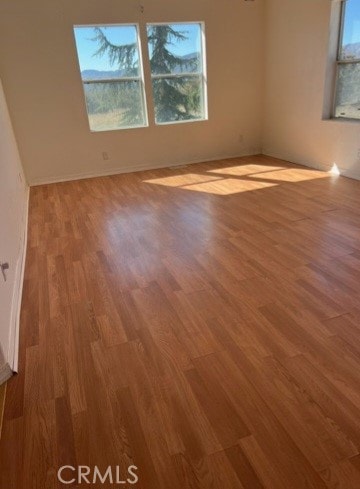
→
(2, 156, 360, 488)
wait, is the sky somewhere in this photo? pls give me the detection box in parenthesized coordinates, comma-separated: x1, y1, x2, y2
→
(73, 23, 201, 72)
(343, 0, 360, 46)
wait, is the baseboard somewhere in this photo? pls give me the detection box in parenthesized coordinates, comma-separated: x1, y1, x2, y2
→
(0, 364, 13, 385)
(29, 150, 261, 186)
(261, 150, 333, 173)
(338, 167, 360, 181)
(262, 149, 360, 182)
(0, 382, 6, 438)
(7, 185, 29, 373)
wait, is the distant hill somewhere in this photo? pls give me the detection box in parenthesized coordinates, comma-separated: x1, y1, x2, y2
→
(342, 42, 360, 59)
(180, 52, 199, 61)
(81, 69, 125, 80)
(81, 52, 201, 80)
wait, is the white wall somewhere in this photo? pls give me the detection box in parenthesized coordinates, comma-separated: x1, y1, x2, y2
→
(2, 0, 360, 186)
(0, 0, 265, 185)
(263, 0, 360, 179)
(0, 79, 28, 376)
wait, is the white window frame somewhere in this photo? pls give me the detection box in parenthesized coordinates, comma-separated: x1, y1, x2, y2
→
(333, 1, 360, 121)
(146, 21, 208, 126)
(74, 23, 149, 132)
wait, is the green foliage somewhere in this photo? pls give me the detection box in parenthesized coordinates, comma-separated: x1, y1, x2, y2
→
(84, 82, 144, 127)
(92, 27, 138, 76)
(148, 25, 201, 122)
(337, 62, 360, 105)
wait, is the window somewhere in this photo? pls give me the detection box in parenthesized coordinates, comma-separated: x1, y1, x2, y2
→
(73, 25, 148, 131)
(334, 0, 360, 120)
(146, 23, 207, 124)
(73, 22, 207, 131)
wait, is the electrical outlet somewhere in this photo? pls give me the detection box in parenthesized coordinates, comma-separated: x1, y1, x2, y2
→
(238, 134, 244, 143)
(102, 152, 109, 161)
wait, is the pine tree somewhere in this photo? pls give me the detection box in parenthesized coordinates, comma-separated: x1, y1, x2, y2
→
(91, 27, 143, 125)
(147, 25, 196, 122)
(91, 25, 199, 124)
(92, 27, 138, 77)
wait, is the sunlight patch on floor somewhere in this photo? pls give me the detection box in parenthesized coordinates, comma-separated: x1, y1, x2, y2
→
(143, 164, 330, 195)
(143, 174, 277, 195)
(330, 163, 341, 175)
(251, 168, 329, 182)
(143, 173, 223, 187)
(180, 179, 277, 195)
(207, 164, 284, 176)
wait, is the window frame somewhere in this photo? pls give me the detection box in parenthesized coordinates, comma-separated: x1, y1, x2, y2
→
(333, 1, 360, 121)
(73, 23, 149, 132)
(146, 21, 208, 126)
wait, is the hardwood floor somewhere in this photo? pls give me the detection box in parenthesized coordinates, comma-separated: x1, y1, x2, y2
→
(2, 155, 360, 488)
(0, 383, 6, 439)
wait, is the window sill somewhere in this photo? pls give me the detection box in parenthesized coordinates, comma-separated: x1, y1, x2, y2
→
(155, 117, 208, 127)
(89, 123, 149, 133)
(322, 117, 360, 125)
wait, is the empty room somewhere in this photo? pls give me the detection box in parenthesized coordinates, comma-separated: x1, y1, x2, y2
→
(1, 0, 360, 487)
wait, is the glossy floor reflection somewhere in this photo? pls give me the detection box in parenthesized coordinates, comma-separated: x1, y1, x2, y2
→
(2, 155, 360, 489)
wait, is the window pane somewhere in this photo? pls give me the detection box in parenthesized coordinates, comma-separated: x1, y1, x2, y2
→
(152, 76, 205, 124)
(335, 63, 360, 119)
(74, 25, 141, 78)
(146, 23, 207, 125)
(84, 81, 146, 131)
(340, 0, 360, 60)
(73, 24, 148, 131)
(147, 24, 203, 75)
